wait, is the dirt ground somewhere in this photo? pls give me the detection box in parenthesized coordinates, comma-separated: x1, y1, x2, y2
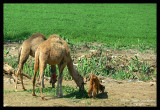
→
(3, 75, 157, 107)
(3, 42, 157, 107)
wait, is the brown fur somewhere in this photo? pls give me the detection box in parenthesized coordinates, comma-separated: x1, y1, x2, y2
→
(88, 74, 105, 98)
(32, 34, 84, 100)
(15, 33, 57, 91)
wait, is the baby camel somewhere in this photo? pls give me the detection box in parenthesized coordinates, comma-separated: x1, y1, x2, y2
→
(88, 74, 105, 98)
(32, 34, 84, 100)
(15, 33, 57, 91)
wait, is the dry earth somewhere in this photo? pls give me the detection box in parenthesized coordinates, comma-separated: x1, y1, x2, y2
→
(3, 42, 157, 107)
(3, 75, 157, 107)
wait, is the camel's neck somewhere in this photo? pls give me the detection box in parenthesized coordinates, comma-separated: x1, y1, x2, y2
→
(67, 60, 82, 87)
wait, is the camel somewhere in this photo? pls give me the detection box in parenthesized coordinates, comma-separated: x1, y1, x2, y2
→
(15, 33, 57, 91)
(88, 74, 105, 98)
(32, 34, 84, 100)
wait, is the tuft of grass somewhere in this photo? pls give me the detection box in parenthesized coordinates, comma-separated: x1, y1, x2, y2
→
(26, 85, 88, 99)
(4, 90, 18, 93)
(86, 101, 91, 105)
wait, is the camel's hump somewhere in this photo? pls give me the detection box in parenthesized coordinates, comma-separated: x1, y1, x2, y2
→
(29, 33, 47, 41)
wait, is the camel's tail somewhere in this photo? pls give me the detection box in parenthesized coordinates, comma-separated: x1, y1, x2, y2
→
(34, 51, 39, 72)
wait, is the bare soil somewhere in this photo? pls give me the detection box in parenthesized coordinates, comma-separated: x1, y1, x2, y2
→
(3, 42, 157, 107)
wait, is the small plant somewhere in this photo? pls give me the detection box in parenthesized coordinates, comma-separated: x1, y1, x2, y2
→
(141, 62, 150, 73)
(4, 47, 10, 56)
(128, 55, 140, 72)
(4, 47, 10, 63)
(131, 55, 141, 71)
(86, 101, 91, 105)
(128, 62, 134, 72)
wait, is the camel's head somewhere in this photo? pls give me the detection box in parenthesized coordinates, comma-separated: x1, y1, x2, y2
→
(77, 74, 85, 91)
(99, 84, 105, 93)
(73, 69, 85, 91)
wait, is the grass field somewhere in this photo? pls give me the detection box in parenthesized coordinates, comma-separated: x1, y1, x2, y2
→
(3, 3, 156, 50)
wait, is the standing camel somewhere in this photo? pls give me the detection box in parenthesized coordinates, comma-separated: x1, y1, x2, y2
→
(15, 33, 57, 91)
(32, 34, 84, 100)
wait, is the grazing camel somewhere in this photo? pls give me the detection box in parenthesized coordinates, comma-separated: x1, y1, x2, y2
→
(15, 33, 57, 91)
(88, 74, 105, 98)
(32, 34, 84, 100)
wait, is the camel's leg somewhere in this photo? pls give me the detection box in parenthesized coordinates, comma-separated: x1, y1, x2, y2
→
(32, 61, 39, 96)
(97, 86, 99, 94)
(15, 66, 20, 91)
(20, 65, 26, 91)
(40, 71, 45, 88)
(50, 65, 57, 88)
(88, 85, 93, 98)
(57, 63, 66, 97)
(39, 61, 47, 100)
(39, 64, 46, 88)
(93, 88, 97, 98)
(15, 52, 29, 91)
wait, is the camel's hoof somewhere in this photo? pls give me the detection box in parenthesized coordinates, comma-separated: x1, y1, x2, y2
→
(32, 93, 36, 96)
(60, 94, 63, 97)
(42, 97, 47, 101)
(22, 88, 27, 91)
(56, 94, 60, 98)
(57, 95, 63, 98)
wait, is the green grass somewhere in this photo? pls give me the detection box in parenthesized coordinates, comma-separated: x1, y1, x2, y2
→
(3, 4, 157, 81)
(3, 3, 156, 50)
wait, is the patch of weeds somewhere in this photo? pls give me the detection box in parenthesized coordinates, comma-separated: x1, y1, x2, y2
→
(137, 43, 155, 53)
(111, 70, 133, 80)
(4, 47, 10, 63)
(111, 71, 118, 80)
(138, 62, 152, 81)
(4, 48, 18, 69)
(89, 45, 98, 50)
(63, 86, 75, 94)
(25, 85, 88, 99)
(141, 62, 150, 73)
(4, 90, 18, 93)
(4, 47, 10, 56)
(77, 54, 107, 77)
(128, 62, 135, 72)
(126, 55, 155, 81)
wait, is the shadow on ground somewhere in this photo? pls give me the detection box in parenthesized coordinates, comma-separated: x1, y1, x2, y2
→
(96, 92, 108, 99)
(63, 89, 88, 99)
